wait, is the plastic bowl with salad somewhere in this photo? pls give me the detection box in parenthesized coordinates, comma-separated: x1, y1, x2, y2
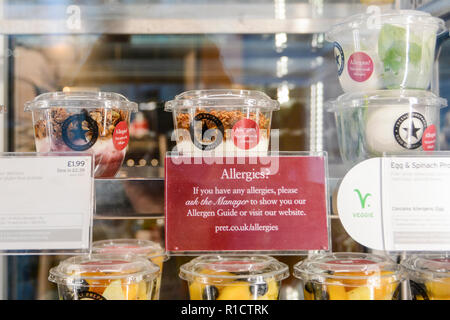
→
(326, 10, 447, 92)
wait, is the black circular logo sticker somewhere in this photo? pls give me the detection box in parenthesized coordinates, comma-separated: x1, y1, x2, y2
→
(77, 291, 106, 300)
(62, 111, 99, 151)
(189, 113, 224, 151)
(393, 112, 427, 150)
(333, 42, 345, 76)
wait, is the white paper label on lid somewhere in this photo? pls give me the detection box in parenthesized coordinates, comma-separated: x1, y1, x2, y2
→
(0, 154, 93, 252)
(338, 157, 450, 251)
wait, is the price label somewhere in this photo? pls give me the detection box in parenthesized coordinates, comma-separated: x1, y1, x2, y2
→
(0, 153, 94, 253)
(165, 153, 330, 253)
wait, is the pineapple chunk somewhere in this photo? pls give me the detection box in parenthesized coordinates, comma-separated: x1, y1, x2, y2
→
(102, 279, 126, 300)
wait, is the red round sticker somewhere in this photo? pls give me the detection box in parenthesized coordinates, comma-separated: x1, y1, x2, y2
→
(422, 124, 436, 151)
(347, 52, 374, 82)
(113, 121, 130, 151)
(232, 119, 260, 150)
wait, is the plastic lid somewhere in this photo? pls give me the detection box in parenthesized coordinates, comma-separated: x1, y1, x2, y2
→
(92, 239, 168, 261)
(402, 254, 450, 277)
(294, 252, 402, 281)
(48, 253, 160, 286)
(179, 255, 289, 284)
(327, 90, 448, 111)
(164, 89, 280, 111)
(24, 91, 138, 111)
(326, 10, 446, 41)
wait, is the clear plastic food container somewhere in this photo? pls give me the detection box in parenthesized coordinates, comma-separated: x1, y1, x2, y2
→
(165, 90, 279, 155)
(328, 90, 447, 166)
(326, 10, 446, 92)
(48, 253, 160, 300)
(293, 253, 403, 300)
(25, 91, 138, 177)
(179, 255, 289, 300)
(92, 239, 168, 299)
(402, 254, 450, 300)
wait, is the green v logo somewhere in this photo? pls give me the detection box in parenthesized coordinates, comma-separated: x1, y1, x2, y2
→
(354, 189, 371, 209)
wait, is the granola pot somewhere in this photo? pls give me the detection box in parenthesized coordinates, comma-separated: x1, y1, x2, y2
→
(25, 91, 138, 178)
(165, 89, 280, 154)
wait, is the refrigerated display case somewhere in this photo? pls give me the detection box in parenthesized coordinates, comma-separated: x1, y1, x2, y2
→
(0, 0, 448, 301)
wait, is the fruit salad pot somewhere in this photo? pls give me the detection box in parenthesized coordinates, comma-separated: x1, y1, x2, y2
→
(402, 254, 450, 300)
(179, 255, 289, 300)
(48, 253, 160, 300)
(294, 252, 404, 300)
(92, 239, 169, 300)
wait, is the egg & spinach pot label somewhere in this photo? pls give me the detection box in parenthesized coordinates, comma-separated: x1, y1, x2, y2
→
(165, 154, 329, 252)
(338, 156, 450, 251)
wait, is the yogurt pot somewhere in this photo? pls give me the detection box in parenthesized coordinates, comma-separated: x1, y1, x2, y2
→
(92, 239, 168, 300)
(328, 90, 447, 166)
(25, 91, 138, 177)
(293, 252, 403, 300)
(326, 10, 446, 92)
(164, 90, 279, 155)
(402, 254, 450, 300)
(179, 255, 289, 300)
(48, 253, 160, 300)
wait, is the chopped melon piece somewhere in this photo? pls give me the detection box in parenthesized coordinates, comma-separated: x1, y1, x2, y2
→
(188, 281, 204, 300)
(217, 282, 252, 300)
(102, 279, 126, 300)
(136, 281, 148, 300)
(326, 281, 348, 300)
(426, 279, 450, 299)
(347, 286, 373, 300)
(122, 282, 138, 300)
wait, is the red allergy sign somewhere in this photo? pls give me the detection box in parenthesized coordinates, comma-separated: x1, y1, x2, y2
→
(347, 52, 374, 82)
(165, 155, 329, 252)
(422, 124, 436, 151)
(232, 119, 260, 150)
(113, 121, 130, 151)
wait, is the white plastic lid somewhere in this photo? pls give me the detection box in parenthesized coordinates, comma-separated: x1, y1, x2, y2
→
(294, 252, 402, 281)
(179, 255, 289, 284)
(165, 89, 280, 111)
(326, 10, 446, 42)
(327, 90, 448, 111)
(48, 253, 160, 286)
(24, 91, 138, 111)
(92, 239, 168, 261)
(402, 254, 450, 278)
